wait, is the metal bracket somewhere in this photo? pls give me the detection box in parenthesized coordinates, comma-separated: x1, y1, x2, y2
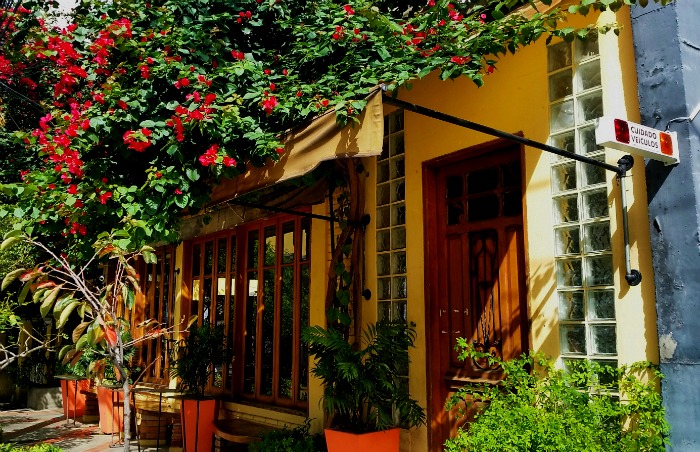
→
(617, 155, 642, 286)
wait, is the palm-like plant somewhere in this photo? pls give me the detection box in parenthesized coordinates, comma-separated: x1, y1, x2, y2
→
(302, 321, 425, 432)
(170, 322, 228, 399)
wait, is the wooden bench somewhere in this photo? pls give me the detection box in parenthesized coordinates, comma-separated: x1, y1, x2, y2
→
(212, 418, 276, 451)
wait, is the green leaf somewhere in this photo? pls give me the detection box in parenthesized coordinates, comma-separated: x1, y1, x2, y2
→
(185, 168, 200, 182)
(377, 47, 391, 61)
(56, 301, 80, 329)
(58, 344, 74, 362)
(1, 236, 21, 251)
(40, 286, 62, 318)
(2, 268, 27, 291)
(3, 229, 23, 240)
(75, 334, 89, 351)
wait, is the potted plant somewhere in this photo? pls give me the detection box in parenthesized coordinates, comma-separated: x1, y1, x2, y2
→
(170, 322, 229, 452)
(55, 346, 95, 422)
(302, 321, 426, 452)
(92, 332, 138, 435)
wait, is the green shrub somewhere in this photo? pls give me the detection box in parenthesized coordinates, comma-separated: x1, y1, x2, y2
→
(249, 420, 326, 452)
(444, 340, 669, 452)
(0, 444, 64, 452)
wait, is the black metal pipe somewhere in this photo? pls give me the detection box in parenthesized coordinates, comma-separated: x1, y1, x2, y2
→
(229, 199, 365, 226)
(382, 95, 624, 176)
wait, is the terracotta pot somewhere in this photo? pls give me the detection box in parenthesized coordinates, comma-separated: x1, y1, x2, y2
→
(325, 428, 400, 452)
(60, 379, 90, 419)
(180, 398, 217, 452)
(97, 385, 125, 434)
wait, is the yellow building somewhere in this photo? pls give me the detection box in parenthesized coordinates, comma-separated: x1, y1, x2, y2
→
(131, 5, 659, 451)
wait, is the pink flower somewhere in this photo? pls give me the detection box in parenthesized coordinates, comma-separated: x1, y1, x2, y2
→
(222, 156, 236, 167)
(262, 96, 278, 115)
(175, 188, 183, 195)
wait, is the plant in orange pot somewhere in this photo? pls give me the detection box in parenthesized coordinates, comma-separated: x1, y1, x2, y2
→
(302, 321, 425, 452)
(170, 322, 229, 452)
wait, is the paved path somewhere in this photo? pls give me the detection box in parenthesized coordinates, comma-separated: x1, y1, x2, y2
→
(0, 409, 176, 451)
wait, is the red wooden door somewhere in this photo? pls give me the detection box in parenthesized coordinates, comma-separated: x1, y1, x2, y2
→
(424, 141, 528, 450)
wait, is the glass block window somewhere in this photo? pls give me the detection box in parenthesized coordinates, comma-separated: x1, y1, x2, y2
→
(377, 109, 407, 323)
(547, 39, 617, 368)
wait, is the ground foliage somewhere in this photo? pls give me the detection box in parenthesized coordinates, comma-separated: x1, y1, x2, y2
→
(303, 320, 425, 432)
(444, 340, 669, 452)
(0, 0, 671, 259)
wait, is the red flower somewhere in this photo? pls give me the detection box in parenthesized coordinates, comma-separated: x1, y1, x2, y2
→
(320, 99, 329, 108)
(67, 184, 78, 195)
(117, 100, 128, 110)
(263, 68, 271, 75)
(74, 199, 84, 208)
(296, 90, 303, 97)
(231, 50, 245, 60)
(101, 177, 109, 183)
(175, 78, 190, 88)
(487, 65, 495, 74)
(343, 4, 355, 15)
(174, 188, 183, 195)
(269, 83, 276, 91)
(155, 172, 162, 179)
(204, 93, 217, 105)
(276, 147, 285, 155)
(451, 56, 471, 65)
(222, 156, 236, 167)
(99, 191, 112, 204)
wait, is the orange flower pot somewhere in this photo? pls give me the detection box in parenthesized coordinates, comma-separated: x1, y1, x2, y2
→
(97, 385, 125, 434)
(180, 398, 217, 452)
(60, 379, 90, 419)
(325, 428, 400, 452)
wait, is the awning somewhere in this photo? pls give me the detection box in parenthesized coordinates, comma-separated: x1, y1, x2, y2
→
(208, 88, 384, 205)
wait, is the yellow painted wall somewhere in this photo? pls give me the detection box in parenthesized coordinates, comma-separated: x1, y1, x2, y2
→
(362, 7, 659, 451)
(166, 6, 659, 448)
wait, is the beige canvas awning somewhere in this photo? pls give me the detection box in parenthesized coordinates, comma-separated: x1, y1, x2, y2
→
(208, 88, 384, 205)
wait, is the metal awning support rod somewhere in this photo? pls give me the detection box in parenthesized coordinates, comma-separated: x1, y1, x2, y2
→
(617, 156, 642, 286)
(382, 95, 624, 176)
(383, 93, 642, 286)
(229, 199, 370, 227)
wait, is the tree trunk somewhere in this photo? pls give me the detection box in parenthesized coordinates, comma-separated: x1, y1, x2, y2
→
(122, 377, 131, 452)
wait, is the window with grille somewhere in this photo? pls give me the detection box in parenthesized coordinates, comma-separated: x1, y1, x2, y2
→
(377, 109, 407, 323)
(547, 39, 617, 369)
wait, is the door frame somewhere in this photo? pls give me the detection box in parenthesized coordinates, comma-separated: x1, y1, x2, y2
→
(422, 136, 530, 451)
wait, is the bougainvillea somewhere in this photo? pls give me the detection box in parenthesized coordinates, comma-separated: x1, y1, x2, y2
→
(0, 0, 670, 259)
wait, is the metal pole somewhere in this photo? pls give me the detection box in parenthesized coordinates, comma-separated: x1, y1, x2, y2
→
(382, 92, 642, 286)
(617, 156, 642, 286)
(382, 94, 624, 176)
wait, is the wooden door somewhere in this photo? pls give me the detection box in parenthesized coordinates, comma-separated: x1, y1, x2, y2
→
(423, 141, 528, 450)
